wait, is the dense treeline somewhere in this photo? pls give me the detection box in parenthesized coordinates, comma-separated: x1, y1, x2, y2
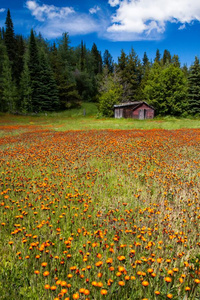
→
(0, 9, 200, 116)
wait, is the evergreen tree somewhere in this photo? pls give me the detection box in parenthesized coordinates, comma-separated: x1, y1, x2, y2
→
(172, 54, 180, 68)
(154, 49, 161, 63)
(80, 40, 86, 72)
(144, 61, 163, 112)
(142, 52, 149, 68)
(188, 56, 200, 115)
(138, 52, 151, 100)
(15, 35, 25, 91)
(58, 33, 72, 71)
(162, 49, 172, 66)
(28, 29, 42, 112)
(49, 42, 60, 84)
(117, 49, 131, 100)
(2, 53, 17, 112)
(4, 9, 17, 79)
(59, 76, 81, 109)
(38, 50, 60, 111)
(126, 47, 142, 99)
(0, 39, 7, 111)
(182, 64, 189, 78)
(74, 69, 95, 102)
(103, 49, 114, 73)
(91, 43, 102, 74)
(20, 58, 32, 113)
(117, 48, 142, 101)
(118, 49, 128, 71)
(57, 35, 81, 108)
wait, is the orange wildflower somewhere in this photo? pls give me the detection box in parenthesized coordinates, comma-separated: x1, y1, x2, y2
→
(118, 281, 125, 286)
(164, 277, 172, 283)
(44, 284, 51, 290)
(100, 289, 107, 295)
(72, 293, 79, 299)
(142, 281, 149, 287)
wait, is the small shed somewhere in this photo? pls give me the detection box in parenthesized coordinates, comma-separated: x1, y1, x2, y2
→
(114, 101, 155, 119)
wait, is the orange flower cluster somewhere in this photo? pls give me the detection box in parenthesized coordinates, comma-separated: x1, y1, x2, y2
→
(1, 127, 200, 299)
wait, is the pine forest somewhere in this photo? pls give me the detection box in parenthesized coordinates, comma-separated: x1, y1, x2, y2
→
(0, 9, 200, 117)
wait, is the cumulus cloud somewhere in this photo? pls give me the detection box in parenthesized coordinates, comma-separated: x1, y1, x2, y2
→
(25, 0, 101, 38)
(0, 8, 5, 13)
(35, 15, 100, 38)
(26, 0, 74, 21)
(89, 5, 101, 14)
(107, 0, 200, 40)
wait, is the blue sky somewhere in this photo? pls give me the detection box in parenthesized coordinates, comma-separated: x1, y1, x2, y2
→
(1, 0, 200, 67)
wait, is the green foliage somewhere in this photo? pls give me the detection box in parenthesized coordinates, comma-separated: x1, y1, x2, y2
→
(91, 43, 102, 75)
(162, 49, 172, 66)
(38, 50, 60, 111)
(74, 69, 96, 102)
(103, 49, 114, 73)
(0, 8, 198, 117)
(154, 49, 161, 63)
(20, 59, 32, 113)
(117, 48, 142, 101)
(15, 35, 25, 87)
(188, 56, 200, 115)
(99, 70, 123, 117)
(28, 29, 42, 112)
(4, 9, 16, 79)
(144, 63, 188, 116)
(2, 52, 18, 112)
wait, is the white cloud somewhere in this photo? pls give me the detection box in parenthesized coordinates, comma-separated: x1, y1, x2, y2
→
(26, 1, 74, 22)
(35, 15, 100, 38)
(108, 0, 120, 7)
(89, 6, 101, 14)
(0, 8, 5, 13)
(25, 0, 101, 38)
(107, 0, 200, 40)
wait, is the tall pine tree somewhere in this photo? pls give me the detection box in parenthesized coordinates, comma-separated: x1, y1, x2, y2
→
(38, 50, 60, 111)
(91, 43, 102, 75)
(103, 49, 114, 73)
(28, 29, 42, 112)
(4, 9, 17, 80)
(20, 58, 32, 113)
(188, 56, 200, 115)
(2, 53, 17, 112)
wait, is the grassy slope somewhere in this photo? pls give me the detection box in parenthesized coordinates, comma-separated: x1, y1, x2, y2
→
(0, 102, 200, 133)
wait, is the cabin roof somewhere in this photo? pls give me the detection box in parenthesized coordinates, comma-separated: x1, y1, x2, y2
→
(114, 101, 155, 110)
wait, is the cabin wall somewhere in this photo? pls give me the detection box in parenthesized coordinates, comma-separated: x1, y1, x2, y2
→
(123, 108, 133, 118)
(132, 104, 154, 119)
(114, 108, 124, 118)
(114, 103, 155, 119)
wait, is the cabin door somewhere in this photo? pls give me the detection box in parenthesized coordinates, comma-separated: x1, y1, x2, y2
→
(139, 109, 147, 120)
(139, 109, 144, 120)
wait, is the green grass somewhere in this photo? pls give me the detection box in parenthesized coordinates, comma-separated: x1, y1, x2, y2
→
(0, 102, 200, 134)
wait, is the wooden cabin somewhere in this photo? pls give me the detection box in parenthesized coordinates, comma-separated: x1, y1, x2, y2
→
(114, 101, 155, 119)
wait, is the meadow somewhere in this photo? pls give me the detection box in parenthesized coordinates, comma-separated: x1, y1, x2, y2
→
(0, 109, 200, 299)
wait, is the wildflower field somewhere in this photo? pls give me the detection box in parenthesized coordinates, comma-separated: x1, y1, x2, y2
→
(0, 122, 200, 299)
